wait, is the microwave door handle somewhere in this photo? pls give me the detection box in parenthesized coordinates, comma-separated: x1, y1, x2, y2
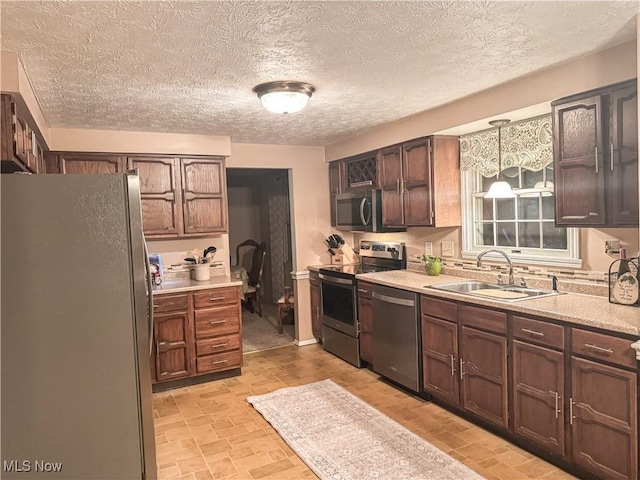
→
(359, 198, 372, 226)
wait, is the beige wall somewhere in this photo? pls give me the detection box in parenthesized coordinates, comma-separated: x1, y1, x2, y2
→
(326, 40, 637, 160)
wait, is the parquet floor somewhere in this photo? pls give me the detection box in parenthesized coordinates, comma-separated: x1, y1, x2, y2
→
(153, 344, 575, 480)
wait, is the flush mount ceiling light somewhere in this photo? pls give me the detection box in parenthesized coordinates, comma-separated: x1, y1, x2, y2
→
(253, 81, 315, 114)
(485, 119, 516, 199)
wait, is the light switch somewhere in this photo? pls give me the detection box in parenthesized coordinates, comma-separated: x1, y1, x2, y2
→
(441, 241, 454, 257)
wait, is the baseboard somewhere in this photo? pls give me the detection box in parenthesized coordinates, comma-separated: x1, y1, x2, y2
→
(295, 338, 318, 347)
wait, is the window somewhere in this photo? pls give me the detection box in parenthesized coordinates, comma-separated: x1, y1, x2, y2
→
(462, 166, 581, 268)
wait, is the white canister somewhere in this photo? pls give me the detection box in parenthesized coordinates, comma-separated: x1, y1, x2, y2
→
(193, 264, 211, 281)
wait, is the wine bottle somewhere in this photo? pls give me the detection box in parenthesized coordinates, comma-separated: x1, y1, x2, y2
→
(613, 248, 639, 305)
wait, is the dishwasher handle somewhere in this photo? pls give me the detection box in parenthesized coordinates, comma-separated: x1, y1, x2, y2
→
(372, 291, 415, 307)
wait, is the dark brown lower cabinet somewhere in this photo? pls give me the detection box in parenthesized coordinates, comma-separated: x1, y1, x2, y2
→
(422, 314, 459, 405)
(513, 340, 565, 457)
(460, 326, 508, 429)
(154, 311, 191, 381)
(571, 356, 637, 480)
(358, 293, 373, 364)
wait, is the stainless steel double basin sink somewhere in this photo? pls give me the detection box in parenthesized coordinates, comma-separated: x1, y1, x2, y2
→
(428, 281, 562, 302)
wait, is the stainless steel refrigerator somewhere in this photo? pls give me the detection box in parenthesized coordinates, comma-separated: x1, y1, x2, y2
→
(1, 173, 157, 479)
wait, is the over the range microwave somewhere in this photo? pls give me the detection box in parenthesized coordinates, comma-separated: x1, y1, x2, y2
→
(334, 190, 406, 233)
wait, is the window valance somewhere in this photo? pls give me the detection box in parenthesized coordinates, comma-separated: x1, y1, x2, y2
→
(459, 114, 552, 177)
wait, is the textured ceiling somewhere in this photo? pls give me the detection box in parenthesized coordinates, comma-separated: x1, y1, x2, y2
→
(0, 1, 638, 146)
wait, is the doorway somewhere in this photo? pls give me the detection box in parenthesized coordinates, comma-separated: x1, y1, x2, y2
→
(226, 168, 294, 352)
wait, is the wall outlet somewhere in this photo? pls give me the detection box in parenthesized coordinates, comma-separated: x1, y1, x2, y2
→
(441, 241, 454, 257)
(424, 242, 433, 257)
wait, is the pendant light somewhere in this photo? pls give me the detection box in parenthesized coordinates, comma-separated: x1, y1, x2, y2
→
(253, 81, 315, 114)
(485, 119, 516, 199)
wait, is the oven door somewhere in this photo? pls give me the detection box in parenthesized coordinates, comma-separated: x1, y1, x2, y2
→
(319, 274, 358, 337)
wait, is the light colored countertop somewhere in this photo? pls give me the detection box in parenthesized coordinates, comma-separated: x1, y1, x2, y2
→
(152, 276, 243, 295)
(356, 270, 640, 337)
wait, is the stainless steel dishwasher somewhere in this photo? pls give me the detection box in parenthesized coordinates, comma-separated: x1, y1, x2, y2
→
(371, 284, 421, 392)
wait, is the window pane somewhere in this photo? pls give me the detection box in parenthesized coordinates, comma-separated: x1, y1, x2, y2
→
(541, 195, 555, 219)
(518, 222, 541, 248)
(543, 223, 568, 249)
(522, 169, 543, 189)
(496, 222, 516, 246)
(505, 173, 519, 189)
(476, 222, 494, 246)
(518, 196, 540, 220)
(496, 199, 515, 220)
(545, 165, 554, 184)
(475, 197, 493, 221)
(481, 175, 496, 192)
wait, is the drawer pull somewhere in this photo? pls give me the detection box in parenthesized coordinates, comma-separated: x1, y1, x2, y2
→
(211, 360, 228, 365)
(153, 304, 159, 309)
(169, 371, 186, 376)
(209, 296, 226, 302)
(209, 320, 227, 325)
(357, 288, 369, 293)
(210, 342, 228, 349)
(521, 328, 544, 337)
(585, 343, 613, 355)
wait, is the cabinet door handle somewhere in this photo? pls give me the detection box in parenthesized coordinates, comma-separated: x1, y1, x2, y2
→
(209, 320, 226, 325)
(155, 342, 160, 359)
(610, 142, 614, 172)
(594, 147, 599, 173)
(396, 178, 400, 194)
(569, 397, 575, 425)
(585, 343, 613, 355)
(521, 328, 544, 337)
(450, 355, 456, 377)
(550, 391, 561, 419)
(210, 342, 228, 349)
(211, 359, 228, 365)
(459, 358, 465, 380)
(316, 306, 320, 319)
(209, 296, 226, 301)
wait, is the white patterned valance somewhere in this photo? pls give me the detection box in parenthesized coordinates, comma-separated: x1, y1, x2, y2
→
(460, 114, 552, 177)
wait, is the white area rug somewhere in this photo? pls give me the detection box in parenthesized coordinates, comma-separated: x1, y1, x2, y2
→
(247, 379, 485, 480)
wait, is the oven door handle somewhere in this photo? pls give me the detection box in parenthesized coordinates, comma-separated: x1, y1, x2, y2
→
(319, 273, 353, 286)
(372, 291, 415, 307)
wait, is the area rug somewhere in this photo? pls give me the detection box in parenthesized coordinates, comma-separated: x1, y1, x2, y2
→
(247, 379, 484, 480)
(242, 309, 294, 353)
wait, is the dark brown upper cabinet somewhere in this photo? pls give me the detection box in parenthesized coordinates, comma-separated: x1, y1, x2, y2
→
(343, 152, 379, 191)
(59, 153, 127, 174)
(1, 94, 46, 174)
(380, 136, 461, 228)
(181, 158, 228, 235)
(552, 79, 638, 227)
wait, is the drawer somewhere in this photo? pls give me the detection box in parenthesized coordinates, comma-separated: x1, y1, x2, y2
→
(421, 296, 457, 323)
(572, 329, 637, 369)
(459, 304, 506, 334)
(196, 334, 241, 356)
(193, 287, 240, 309)
(153, 294, 188, 314)
(196, 350, 242, 374)
(357, 281, 373, 299)
(513, 315, 564, 350)
(194, 306, 240, 339)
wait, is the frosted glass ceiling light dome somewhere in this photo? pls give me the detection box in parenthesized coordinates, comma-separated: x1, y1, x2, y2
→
(253, 81, 315, 114)
(485, 119, 516, 199)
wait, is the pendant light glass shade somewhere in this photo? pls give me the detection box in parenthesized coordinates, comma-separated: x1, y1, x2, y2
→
(253, 81, 315, 114)
(485, 119, 515, 199)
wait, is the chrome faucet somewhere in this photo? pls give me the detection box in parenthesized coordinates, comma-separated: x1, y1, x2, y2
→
(477, 249, 515, 286)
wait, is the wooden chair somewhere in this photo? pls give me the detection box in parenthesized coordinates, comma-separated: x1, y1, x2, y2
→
(236, 239, 267, 316)
(276, 286, 295, 334)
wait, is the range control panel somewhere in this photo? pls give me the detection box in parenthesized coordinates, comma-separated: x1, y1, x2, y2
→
(359, 240, 405, 260)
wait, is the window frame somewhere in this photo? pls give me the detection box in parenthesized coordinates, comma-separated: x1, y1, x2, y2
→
(461, 170, 581, 268)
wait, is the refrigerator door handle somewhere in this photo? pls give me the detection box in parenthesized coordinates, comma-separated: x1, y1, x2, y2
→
(142, 238, 154, 356)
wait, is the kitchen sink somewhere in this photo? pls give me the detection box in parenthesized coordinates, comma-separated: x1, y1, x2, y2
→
(428, 281, 563, 302)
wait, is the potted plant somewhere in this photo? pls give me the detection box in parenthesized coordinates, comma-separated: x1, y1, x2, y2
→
(422, 254, 442, 276)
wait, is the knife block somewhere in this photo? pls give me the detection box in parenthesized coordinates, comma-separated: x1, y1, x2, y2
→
(337, 243, 358, 264)
(330, 254, 344, 265)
